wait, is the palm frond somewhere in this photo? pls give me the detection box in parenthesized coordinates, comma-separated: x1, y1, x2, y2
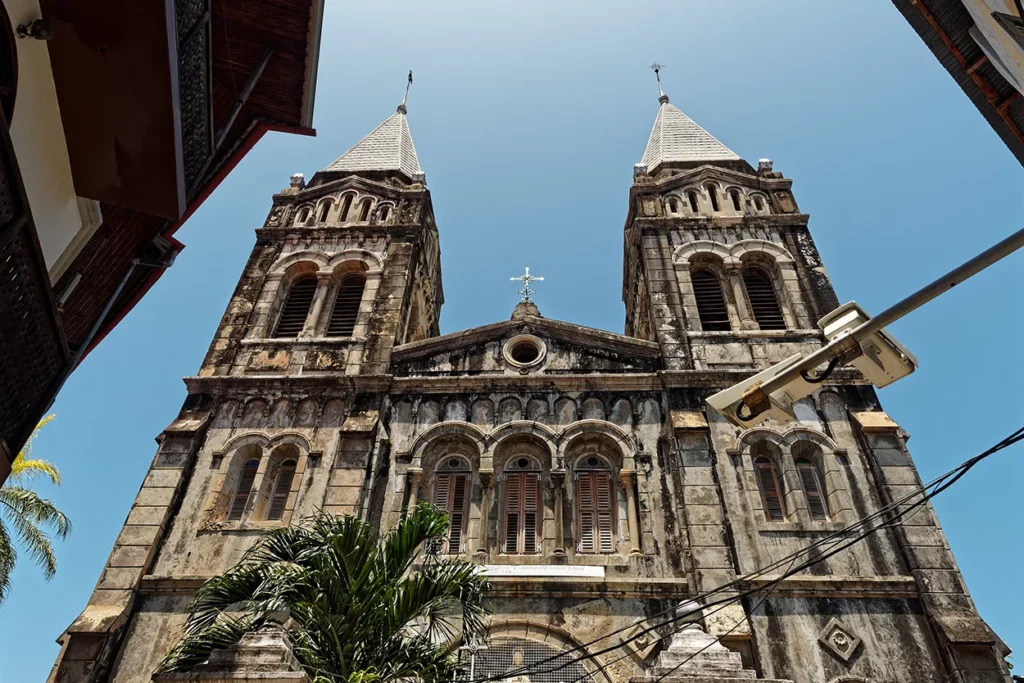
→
(9, 456, 61, 486)
(0, 487, 72, 539)
(0, 521, 17, 603)
(7, 506, 58, 578)
(13, 414, 56, 462)
(157, 613, 259, 672)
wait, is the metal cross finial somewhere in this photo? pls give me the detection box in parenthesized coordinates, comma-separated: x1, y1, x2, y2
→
(649, 61, 668, 102)
(510, 267, 544, 303)
(398, 70, 413, 113)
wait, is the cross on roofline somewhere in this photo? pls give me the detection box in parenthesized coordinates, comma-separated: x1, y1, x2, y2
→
(510, 267, 544, 303)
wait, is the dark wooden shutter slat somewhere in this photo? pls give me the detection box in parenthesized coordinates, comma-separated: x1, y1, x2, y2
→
(797, 460, 829, 520)
(274, 277, 317, 337)
(448, 474, 468, 553)
(756, 458, 786, 521)
(691, 270, 731, 331)
(229, 460, 259, 521)
(327, 274, 365, 337)
(595, 473, 614, 553)
(267, 461, 296, 520)
(523, 474, 539, 554)
(504, 474, 520, 553)
(743, 268, 785, 330)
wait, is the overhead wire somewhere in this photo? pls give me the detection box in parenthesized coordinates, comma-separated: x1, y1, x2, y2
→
(463, 423, 1024, 683)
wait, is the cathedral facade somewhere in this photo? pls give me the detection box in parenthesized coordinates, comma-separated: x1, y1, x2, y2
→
(49, 91, 1010, 683)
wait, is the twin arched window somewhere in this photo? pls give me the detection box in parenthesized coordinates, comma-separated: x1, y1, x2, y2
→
(753, 442, 829, 522)
(273, 272, 367, 338)
(226, 453, 298, 522)
(690, 264, 786, 332)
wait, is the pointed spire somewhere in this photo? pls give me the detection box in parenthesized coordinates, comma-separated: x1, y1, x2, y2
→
(639, 64, 739, 170)
(322, 72, 424, 180)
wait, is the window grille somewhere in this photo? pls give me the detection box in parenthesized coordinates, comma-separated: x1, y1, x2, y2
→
(469, 637, 596, 683)
(267, 459, 297, 520)
(742, 266, 786, 330)
(274, 276, 317, 337)
(691, 269, 731, 331)
(576, 469, 614, 553)
(228, 459, 259, 521)
(755, 455, 786, 521)
(327, 274, 365, 337)
(503, 470, 540, 554)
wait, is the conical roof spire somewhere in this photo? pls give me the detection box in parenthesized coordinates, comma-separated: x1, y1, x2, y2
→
(639, 64, 739, 170)
(322, 72, 423, 180)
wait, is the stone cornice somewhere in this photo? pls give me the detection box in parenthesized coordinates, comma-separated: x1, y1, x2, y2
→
(183, 374, 392, 395)
(390, 373, 663, 394)
(737, 575, 918, 599)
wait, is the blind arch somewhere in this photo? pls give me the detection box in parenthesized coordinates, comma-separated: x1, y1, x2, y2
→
(691, 269, 730, 331)
(274, 275, 317, 337)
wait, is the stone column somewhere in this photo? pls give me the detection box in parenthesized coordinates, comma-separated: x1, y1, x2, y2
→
(621, 469, 641, 555)
(406, 467, 423, 513)
(476, 470, 494, 555)
(301, 271, 333, 338)
(550, 469, 566, 555)
(727, 266, 757, 330)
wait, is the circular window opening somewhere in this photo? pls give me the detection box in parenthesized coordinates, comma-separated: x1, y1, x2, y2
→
(502, 335, 546, 369)
(517, 457, 530, 469)
(511, 341, 539, 364)
(587, 456, 600, 468)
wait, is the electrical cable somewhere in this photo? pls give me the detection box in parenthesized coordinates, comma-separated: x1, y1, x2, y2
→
(464, 424, 1023, 683)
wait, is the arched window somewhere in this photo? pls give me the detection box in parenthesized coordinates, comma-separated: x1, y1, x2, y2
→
(794, 442, 829, 520)
(378, 204, 391, 222)
(358, 198, 373, 222)
(503, 457, 541, 555)
(339, 194, 354, 222)
(707, 185, 720, 212)
(228, 458, 259, 521)
(742, 266, 786, 330)
(434, 457, 471, 554)
(575, 455, 614, 554)
(267, 459, 297, 520)
(754, 454, 786, 521)
(691, 269, 731, 331)
(274, 275, 318, 338)
(687, 191, 699, 213)
(317, 200, 333, 223)
(668, 197, 679, 214)
(730, 189, 742, 212)
(327, 273, 366, 337)
(753, 195, 765, 212)
(295, 206, 311, 225)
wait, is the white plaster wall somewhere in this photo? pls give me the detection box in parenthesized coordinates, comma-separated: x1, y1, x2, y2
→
(5, 0, 92, 282)
(964, 0, 1024, 94)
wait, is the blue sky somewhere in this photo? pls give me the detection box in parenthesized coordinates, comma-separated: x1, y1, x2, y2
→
(3, 1, 1023, 680)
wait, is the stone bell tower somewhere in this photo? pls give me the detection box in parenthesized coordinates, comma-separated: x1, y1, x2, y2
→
(48, 98, 443, 682)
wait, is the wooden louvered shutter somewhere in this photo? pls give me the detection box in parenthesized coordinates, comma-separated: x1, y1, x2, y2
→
(576, 472, 595, 553)
(755, 458, 786, 521)
(691, 269, 730, 331)
(797, 459, 829, 520)
(742, 267, 786, 331)
(229, 459, 259, 521)
(435, 473, 469, 553)
(594, 473, 614, 553)
(522, 473, 539, 554)
(267, 460, 296, 520)
(274, 276, 317, 337)
(504, 474, 520, 554)
(327, 274, 365, 337)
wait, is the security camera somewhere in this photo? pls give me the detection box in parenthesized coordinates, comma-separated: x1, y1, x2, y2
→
(706, 301, 918, 429)
(817, 302, 917, 388)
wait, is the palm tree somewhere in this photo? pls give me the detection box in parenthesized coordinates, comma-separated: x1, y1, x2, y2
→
(0, 414, 72, 603)
(157, 502, 488, 683)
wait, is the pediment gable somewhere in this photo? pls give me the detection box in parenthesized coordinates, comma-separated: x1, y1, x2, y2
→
(391, 315, 659, 377)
